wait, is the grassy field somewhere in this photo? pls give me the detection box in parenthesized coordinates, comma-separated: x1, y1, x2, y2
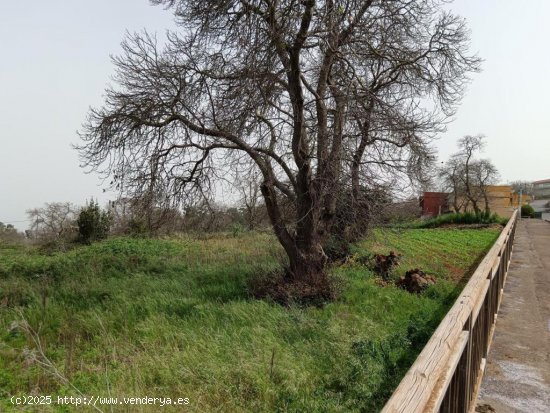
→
(359, 228, 501, 282)
(0, 228, 500, 412)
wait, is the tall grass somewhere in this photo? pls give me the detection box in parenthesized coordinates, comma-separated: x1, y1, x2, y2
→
(0, 228, 500, 412)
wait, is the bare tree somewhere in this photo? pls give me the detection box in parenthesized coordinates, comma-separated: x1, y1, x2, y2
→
(510, 180, 534, 198)
(235, 168, 265, 230)
(78, 0, 480, 290)
(439, 155, 468, 212)
(440, 136, 499, 214)
(456, 135, 485, 214)
(108, 197, 185, 235)
(470, 158, 499, 214)
(26, 203, 78, 243)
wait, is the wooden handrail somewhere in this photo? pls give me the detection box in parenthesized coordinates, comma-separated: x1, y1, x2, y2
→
(382, 210, 517, 413)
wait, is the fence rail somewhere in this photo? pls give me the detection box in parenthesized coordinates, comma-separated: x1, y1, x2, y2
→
(382, 210, 518, 413)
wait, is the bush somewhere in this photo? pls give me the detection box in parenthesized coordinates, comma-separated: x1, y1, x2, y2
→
(418, 211, 506, 228)
(323, 185, 393, 261)
(77, 200, 111, 244)
(521, 204, 535, 218)
(127, 217, 149, 237)
(323, 235, 353, 262)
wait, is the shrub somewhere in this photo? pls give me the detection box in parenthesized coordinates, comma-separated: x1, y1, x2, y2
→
(418, 211, 506, 228)
(521, 204, 535, 218)
(323, 185, 393, 262)
(323, 235, 353, 262)
(230, 223, 244, 237)
(77, 200, 111, 244)
(127, 217, 149, 237)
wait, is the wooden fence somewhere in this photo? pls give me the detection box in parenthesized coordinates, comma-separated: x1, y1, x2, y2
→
(382, 210, 518, 413)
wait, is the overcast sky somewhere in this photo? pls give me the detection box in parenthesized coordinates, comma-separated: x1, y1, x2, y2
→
(1, 0, 549, 230)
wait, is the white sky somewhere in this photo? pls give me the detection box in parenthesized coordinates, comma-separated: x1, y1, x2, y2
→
(1, 0, 549, 230)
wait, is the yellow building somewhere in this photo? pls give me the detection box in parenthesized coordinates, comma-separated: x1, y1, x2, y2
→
(454, 185, 531, 218)
(486, 185, 531, 218)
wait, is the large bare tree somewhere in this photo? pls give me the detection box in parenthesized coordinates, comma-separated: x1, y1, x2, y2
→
(78, 0, 480, 288)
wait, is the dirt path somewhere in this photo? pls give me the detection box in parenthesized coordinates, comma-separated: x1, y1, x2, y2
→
(476, 219, 550, 412)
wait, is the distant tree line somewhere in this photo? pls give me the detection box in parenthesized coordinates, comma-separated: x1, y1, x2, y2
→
(15, 195, 275, 250)
(7, 183, 424, 253)
(0, 222, 25, 243)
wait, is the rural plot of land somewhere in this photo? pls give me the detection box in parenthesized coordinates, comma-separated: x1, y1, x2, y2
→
(362, 228, 501, 282)
(0, 228, 500, 412)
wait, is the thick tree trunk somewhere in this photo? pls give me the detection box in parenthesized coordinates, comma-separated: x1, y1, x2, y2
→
(292, 189, 330, 280)
(288, 242, 327, 280)
(261, 175, 330, 282)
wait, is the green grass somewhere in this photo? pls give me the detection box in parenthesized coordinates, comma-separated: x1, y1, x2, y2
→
(359, 227, 501, 282)
(0, 228, 500, 412)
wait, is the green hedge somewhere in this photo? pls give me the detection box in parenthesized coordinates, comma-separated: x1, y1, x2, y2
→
(419, 211, 507, 228)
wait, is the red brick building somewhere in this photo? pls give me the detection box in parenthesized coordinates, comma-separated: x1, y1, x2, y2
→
(420, 192, 450, 217)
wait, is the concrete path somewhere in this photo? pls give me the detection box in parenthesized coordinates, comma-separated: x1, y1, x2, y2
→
(476, 219, 550, 412)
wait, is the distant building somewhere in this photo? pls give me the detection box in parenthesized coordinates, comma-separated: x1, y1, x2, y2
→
(533, 179, 550, 200)
(485, 185, 531, 218)
(530, 199, 550, 210)
(421, 186, 531, 218)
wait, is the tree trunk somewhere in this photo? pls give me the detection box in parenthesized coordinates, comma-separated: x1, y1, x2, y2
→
(451, 189, 460, 213)
(245, 205, 255, 230)
(288, 242, 327, 281)
(470, 198, 480, 214)
(261, 176, 330, 282)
